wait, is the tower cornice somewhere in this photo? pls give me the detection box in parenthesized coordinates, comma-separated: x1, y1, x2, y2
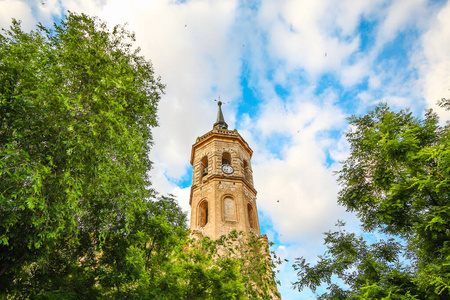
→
(190, 129, 253, 165)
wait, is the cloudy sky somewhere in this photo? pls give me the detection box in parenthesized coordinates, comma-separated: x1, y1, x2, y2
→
(2, 0, 450, 298)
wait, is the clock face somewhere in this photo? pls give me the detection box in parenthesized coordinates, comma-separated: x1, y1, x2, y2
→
(222, 164, 234, 174)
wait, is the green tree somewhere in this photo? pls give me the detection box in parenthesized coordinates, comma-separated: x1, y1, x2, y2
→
(166, 231, 281, 300)
(293, 101, 450, 299)
(0, 12, 166, 297)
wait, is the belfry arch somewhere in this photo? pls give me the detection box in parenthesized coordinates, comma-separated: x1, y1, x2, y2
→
(200, 156, 208, 178)
(222, 152, 231, 166)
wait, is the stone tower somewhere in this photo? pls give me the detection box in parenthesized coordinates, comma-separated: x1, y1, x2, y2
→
(189, 101, 261, 240)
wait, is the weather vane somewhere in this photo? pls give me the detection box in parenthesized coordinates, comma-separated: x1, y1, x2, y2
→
(214, 95, 230, 105)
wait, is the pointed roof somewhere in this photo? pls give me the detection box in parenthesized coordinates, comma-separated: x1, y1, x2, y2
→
(213, 101, 228, 130)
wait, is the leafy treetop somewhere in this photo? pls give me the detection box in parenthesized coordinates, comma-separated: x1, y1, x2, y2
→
(293, 100, 450, 299)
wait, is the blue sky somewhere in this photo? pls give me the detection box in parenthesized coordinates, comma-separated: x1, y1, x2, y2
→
(2, 0, 450, 298)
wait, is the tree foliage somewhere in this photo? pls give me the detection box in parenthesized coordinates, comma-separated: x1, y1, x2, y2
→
(0, 14, 280, 299)
(214, 231, 281, 299)
(293, 221, 421, 299)
(293, 101, 450, 299)
(158, 231, 281, 300)
(0, 11, 165, 296)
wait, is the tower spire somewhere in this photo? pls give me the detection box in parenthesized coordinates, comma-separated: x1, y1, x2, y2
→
(213, 100, 228, 130)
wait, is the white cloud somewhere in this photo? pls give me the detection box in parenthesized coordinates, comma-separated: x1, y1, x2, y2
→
(329, 131, 350, 165)
(373, 0, 427, 52)
(334, 0, 384, 36)
(336, 0, 429, 91)
(1, 0, 65, 31)
(0, 0, 36, 30)
(368, 73, 381, 90)
(258, 0, 363, 79)
(170, 186, 191, 221)
(251, 0, 435, 97)
(420, 1, 450, 121)
(60, 0, 104, 15)
(340, 58, 369, 87)
(249, 92, 354, 244)
(130, 1, 241, 172)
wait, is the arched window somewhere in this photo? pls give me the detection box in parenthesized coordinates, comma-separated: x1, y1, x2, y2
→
(222, 152, 231, 166)
(199, 200, 208, 227)
(201, 156, 208, 177)
(223, 197, 235, 221)
(247, 203, 255, 229)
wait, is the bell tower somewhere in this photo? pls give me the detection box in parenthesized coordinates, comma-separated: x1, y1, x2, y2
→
(189, 101, 260, 240)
